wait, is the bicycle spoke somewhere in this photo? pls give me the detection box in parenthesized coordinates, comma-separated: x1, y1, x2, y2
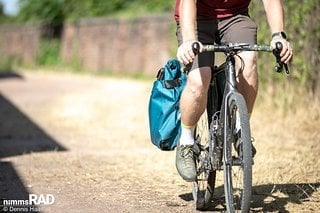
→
(191, 110, 216, 210)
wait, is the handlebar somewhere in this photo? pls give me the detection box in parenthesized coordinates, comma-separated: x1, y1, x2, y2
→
(272, 42, 289, 74)
(192, 42, 289, 74)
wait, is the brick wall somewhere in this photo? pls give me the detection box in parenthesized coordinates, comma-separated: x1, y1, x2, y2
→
(0, 25, 41, 65)
(61, 14, 175, 75)
(0, 14, 176, 75)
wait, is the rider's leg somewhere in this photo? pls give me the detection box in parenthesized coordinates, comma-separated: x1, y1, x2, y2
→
(235, 51, 258, 157)
(217, 14, 258, 115)
(176, 66, 212, 181)
(236, 51, 258, 115)
(180, 66, 212, 137)
(179, 66, 211, 146)
(175, 20, 216, 181)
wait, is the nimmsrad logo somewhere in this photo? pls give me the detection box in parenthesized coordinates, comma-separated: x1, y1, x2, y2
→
(2, 194, 55, 206)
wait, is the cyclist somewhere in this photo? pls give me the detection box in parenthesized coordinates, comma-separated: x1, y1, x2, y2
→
(175, 0, 293, 181)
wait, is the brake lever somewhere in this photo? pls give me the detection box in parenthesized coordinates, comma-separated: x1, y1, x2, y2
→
(284, 63, 290, 74)
(273, 42, 290, 74)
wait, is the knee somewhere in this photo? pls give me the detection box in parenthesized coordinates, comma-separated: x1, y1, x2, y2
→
(239, 52, 258, 80)
(185, 67, 211, 98)
(187, 77, 206, 94)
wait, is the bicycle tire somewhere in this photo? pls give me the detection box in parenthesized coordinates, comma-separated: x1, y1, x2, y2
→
(192, 109, 216, 210)
(223, 92, 252, 212)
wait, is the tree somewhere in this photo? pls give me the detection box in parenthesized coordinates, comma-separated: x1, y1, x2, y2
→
(17, 0, 64, 37)
(0, 2, 4, 17)
(62, 0, 127, 20)
(18, 0, 64, 24)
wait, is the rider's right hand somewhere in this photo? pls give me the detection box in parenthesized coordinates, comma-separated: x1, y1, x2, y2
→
(177, 40, 202, 65)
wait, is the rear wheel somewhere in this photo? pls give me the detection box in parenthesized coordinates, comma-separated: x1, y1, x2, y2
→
(192, 109, 216, 210)
(223, 92, 252, 212)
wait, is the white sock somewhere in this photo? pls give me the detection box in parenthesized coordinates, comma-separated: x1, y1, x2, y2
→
(179, 123, 195, 146)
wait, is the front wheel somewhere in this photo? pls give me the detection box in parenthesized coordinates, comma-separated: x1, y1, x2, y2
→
(223, 92, 252, 212)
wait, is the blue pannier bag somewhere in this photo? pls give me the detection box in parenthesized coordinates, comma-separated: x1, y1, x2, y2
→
(148, 59, 187, 151)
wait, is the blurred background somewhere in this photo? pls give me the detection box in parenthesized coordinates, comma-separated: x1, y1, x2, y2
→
(0, 0, 320, 151)
(0, 0, 318, 92)
(0, 0, 319, 122)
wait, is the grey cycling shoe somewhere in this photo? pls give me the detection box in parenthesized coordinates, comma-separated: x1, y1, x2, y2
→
(175, 145, 198, 182)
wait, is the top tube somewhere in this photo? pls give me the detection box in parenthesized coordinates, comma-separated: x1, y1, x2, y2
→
(202, 43, 272, 53)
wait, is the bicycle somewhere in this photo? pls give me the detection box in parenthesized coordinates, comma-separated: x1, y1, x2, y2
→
(189, 42, 289, 212)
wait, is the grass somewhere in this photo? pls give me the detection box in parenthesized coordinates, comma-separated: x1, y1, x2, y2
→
(0, 56, 19, 72)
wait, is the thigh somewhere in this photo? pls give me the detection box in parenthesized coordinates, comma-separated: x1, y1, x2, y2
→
(218, 14, 257, 44)
(236, 51, 257, 76)
(217, 14, 258, 74)
(186, 66, 212, 89)
(176, 20, 218, 71)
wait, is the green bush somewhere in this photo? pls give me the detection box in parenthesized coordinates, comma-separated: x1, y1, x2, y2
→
(0, 56, 17, 71)
(36, 39, 61, 66)
(250, 0, 320, 96)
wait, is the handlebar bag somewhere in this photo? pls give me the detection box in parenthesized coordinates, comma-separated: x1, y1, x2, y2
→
(148, 59, 186, 151)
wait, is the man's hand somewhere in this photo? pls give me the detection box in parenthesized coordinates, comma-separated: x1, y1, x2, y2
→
(177, 40, 201, 65)
(270, 37, 293, 64)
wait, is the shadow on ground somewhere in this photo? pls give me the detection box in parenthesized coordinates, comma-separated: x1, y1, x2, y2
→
(0, 72, 66, 211)
(0, 93, 67, 158)
(0, 70, 24, 80)
(179, 182, 320, 212)
(0, 162, 39, 212)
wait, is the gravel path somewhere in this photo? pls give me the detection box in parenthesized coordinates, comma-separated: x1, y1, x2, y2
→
(0, 71, 319, 212)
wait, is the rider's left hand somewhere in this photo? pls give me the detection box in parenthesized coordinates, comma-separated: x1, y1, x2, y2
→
(270, 37, 293, 64)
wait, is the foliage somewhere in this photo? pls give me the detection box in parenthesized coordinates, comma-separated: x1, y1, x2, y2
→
(0, 2, 3, 16)
(0, 56, 16, 71)
(36, 39, 61, 66)
(62, 0, 173, 19)
(62, 0, 127, 20)
(124, 0, 173, 14)
(18, 0, 64, 24)
(249, 0, 320, 97)
(0, 2, 17, 24)
(15, 0, 174, 23)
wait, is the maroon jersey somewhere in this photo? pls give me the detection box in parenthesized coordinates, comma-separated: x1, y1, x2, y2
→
(174, 0, 251, 20)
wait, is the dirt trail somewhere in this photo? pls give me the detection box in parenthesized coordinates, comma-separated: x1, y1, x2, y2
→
(0, 70, 319, 212)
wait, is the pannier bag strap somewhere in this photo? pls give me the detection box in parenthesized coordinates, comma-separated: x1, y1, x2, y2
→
(156, 68, 165, 80)
(164, 79, 182, 89)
